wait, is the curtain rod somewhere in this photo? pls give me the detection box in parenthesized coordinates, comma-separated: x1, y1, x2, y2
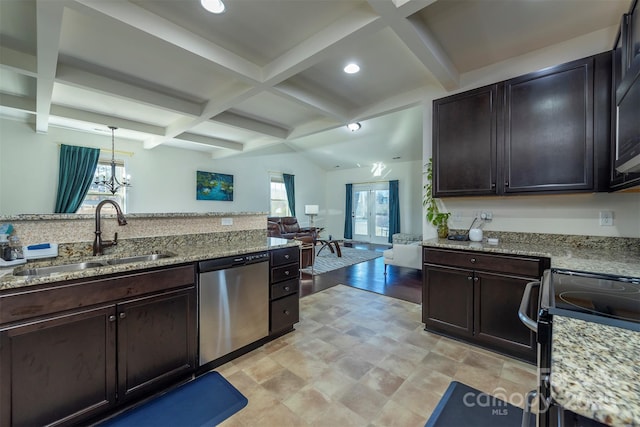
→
(57, 143, 134, 157)
(351, 179, 391, 185)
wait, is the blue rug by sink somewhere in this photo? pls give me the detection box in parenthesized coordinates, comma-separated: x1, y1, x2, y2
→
(98, 371, 247, 427)
(425, 381, 535, 427)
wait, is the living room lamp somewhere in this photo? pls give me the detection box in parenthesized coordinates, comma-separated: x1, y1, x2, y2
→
(305, 205, 319, 227)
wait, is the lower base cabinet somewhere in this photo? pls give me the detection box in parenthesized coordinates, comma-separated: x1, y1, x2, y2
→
(269, 247, 300, 335)
(423, 248, 549, 363)
(0, 265, 197, 427)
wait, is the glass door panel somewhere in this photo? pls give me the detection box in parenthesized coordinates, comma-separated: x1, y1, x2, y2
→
(351, 183, 389, 244)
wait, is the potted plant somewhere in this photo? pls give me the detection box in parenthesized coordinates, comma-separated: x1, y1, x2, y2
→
(423, 158, 451, 238)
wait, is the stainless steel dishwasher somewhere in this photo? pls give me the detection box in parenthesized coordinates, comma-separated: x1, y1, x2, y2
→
(198, 251, 269, 366)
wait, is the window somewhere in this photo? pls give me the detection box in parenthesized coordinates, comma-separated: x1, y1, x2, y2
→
(270, 174, 290, 216)
(76, 160, 128, 214)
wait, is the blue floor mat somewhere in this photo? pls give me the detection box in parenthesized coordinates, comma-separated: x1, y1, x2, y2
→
(425, 381, 535, 427)
(99, 371, 248, 427)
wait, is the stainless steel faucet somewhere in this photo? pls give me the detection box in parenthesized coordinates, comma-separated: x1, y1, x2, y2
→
(93, 200, 127, 256)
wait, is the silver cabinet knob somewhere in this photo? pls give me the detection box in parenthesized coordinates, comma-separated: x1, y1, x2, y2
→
(119, 312, 126, 319)
(109, 315, 116, 322)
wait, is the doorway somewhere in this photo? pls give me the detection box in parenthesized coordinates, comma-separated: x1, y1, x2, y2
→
(352, 183, 389, 244)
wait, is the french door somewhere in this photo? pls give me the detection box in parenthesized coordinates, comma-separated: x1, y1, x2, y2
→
(352, 183, 389, 244)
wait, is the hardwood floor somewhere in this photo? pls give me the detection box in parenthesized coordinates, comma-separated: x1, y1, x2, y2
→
(299, 241, 423, 304)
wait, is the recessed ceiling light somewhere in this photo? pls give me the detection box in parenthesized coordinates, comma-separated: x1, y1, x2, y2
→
(344, 63, 360, 74)
(347, 122, 361, 132)
(201, 0, 225, 14)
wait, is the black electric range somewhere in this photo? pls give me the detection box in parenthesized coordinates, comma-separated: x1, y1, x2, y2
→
(545, 269, 640, 332)
(520, 268, 640, 427)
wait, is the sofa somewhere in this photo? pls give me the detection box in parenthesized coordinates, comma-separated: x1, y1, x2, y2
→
(383, 233, 423, 274)
(267, 216, 319, 241)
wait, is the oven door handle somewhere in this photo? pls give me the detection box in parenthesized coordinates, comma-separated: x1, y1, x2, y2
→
(519, 281, 540, 333)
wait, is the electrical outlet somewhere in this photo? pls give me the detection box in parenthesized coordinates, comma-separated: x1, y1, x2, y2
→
(221, 217, 233, 226)
(599, 211, 613, 226)
(452, 211, 463, 222)
(479, 211, 493, 221)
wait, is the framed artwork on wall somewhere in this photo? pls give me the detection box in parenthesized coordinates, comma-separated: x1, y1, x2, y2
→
(196, 171, 234, 201)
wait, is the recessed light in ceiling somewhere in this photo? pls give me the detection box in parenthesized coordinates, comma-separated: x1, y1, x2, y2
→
(344, 63, 360, 74)
(347, 122, 361, 132)
(201, 0, 225, 14)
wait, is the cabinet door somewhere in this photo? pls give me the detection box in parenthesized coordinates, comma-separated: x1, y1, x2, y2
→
(433, 84, 498, 196)
(504, 57, 594, 193)
(423, 264, 474, 337)
(117, 287, 196, 402)
(0, 306, 116, 427)
(473, 272, 537, 363)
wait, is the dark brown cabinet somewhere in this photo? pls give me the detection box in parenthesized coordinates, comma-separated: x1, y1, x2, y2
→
(0, 265, 197, 427)
(117, 288, 197, 403)
(422, 247, 549, 363)
(504, 57, 593, 193)
(433, 53, 612, 196)
(433, 84, 498, 196)
(0, 305, 117, 427)
(269, 246, 300, 335)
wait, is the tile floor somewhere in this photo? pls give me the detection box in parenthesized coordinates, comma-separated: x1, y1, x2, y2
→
(218, 285, 537, 426)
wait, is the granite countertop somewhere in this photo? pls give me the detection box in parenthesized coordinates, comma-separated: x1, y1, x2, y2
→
(422, 238, 640, 278)
(0, 237, 295, 291)
(551, 316, 640, 426)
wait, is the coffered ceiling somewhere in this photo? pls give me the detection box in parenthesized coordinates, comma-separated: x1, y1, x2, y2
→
(0, 0, 630, 170)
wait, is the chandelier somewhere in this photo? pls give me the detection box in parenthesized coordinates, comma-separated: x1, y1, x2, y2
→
(95, 126, 131, 195)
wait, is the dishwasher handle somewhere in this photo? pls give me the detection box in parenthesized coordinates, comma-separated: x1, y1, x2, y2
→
(519, 281, 540, 333)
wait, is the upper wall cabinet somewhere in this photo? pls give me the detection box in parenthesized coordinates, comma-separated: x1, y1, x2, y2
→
(433, 53, 611, 197)
(433, 85, 498, 196)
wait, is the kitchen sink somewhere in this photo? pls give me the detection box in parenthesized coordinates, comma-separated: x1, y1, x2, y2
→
(105, 253, 175, 265)
(13, 253, 176, 277)
(13, 261, 108, 276)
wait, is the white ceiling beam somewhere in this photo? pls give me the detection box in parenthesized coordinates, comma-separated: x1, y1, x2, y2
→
(49, 105, 166, 135)
(0, 47, 37, 77)
(0, 94, 36, 113)
(35, 0, 65, 133)
(212, 112, 288, 139)
(262, 5, 384, 84)
(72, 0, 261, 84)
(177, 133, 244, 151)
(271, 82, 349, 122)
(143, 82, 257, 149)
(368, 0, 459, 91)
(55, 63, 203, 117)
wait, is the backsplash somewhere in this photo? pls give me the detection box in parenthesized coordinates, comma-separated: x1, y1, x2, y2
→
(0, 212, 267, 246)
(449, 230, 639, 251)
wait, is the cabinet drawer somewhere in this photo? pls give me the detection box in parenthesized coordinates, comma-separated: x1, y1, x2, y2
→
(271, 263, 299, 283)
(270, 247, 299, 267)
(270, 293, 299, 334)
(424, 248, 542, 277)
(271, 278, 299, 300)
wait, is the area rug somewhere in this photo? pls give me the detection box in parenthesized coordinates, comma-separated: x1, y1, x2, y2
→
(300, 246, 382, 275)
(425, 381, 535, 427)
(98, 371, 247, 427)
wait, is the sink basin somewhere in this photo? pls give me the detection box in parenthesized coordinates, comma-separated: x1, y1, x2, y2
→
(13, 261, 107, 276)
(106, 253, 175, 265)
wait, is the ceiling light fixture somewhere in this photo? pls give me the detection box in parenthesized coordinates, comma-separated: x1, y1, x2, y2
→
(344, 63, 360, 74)
(347, 122, 361, 132)
(94, 126, 131, 195)
(201, 0, 225, 14)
